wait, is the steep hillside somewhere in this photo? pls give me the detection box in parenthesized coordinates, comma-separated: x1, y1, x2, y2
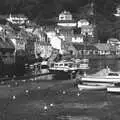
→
(0, 0, 120, 41)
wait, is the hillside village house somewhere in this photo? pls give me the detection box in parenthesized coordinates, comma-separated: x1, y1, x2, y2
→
(107, 38, 120, 55)
(34, 41, 52, 59)
(25, 27, 52, 60)
(0, 36, 15, 76)
(77, 19, 90, 28)
(114, 5, 120, 17)
(32, 27, 48, 42)
(64, 42, 98, 58)
(62, 41, 117, 59)
(10, 36, 26, 55)
(107, 38, 120, 46)
(6, 14, 29, 25)
(56, 11, 95, 44)
(72, 34, 84, 43)
(81, 25, 94, 37)
(31, 27, 53, 59)
(46, 31, 63, 54)
(57, 10, 77, 42)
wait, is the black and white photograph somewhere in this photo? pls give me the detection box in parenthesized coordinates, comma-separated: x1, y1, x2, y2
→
(0, 0, 120, 119)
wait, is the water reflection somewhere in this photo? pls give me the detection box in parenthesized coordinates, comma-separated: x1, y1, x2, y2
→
(57, 115, 99, 120)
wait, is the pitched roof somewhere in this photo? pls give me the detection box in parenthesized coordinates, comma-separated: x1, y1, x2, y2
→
(94, 43, 110, 51)
(72, 43, 98, 50)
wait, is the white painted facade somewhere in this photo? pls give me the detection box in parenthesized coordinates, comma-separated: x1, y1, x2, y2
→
(77, 19, 90, 28)
(81, 25, 94, 36)
(57, 22, 77, 27)
(6, 14, 29, 25)
(46, 31, 63, 54)
(57, 10, 76, 27)
(59, 10, 72, 21)
(72, 36, 84, 43)
(114, 5, 120, 17)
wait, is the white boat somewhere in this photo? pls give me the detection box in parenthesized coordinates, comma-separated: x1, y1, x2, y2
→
(49, 59, 89, 73)
(80, 67, 120, 84)
(78, 82, 115, 87)
(78, 84, 107, 91)
(107, 87, 120, 93)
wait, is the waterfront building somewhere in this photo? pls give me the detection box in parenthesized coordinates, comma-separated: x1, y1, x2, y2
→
(0, 25, 3, 31)
(66, 43, 98, 58)
(58, 10, 72, 21)
(107, 38, 120, 46)
(0, 36, 15, 76)
(107, 38, 120, 55)
(46, 31, 63, 54)
(94, 43, 111, 55)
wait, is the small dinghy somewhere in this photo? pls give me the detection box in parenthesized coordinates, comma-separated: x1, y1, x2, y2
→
(107, 87, 120, 93)
(78, 84, 107, 91)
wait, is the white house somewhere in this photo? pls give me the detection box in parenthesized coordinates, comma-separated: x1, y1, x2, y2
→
(107, 38, 120, 45)
(114, 5, 120, 17)
(57, 10, 76, 27)
(81, 25, 94, 36)
(77, 19, 90, 28)
(59, 10, 72, 21)
(6, 14, 29, 25)
(72, 35, 84, 43)
(107, 38, 120, 52)
(34, 41, 52, 58)
(0, 25, 3, 31)
(46, 31, 63, 54)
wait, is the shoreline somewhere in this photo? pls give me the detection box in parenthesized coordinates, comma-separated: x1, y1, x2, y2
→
(0, 74, 75, 99)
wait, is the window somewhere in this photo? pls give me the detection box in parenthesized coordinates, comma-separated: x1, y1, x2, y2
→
(68, 63, 73, 68)
(55, 64, 58, 67)
(64, 63, 68, 66)
(108, 73, 119, 76)
(59, 64, 63, 66)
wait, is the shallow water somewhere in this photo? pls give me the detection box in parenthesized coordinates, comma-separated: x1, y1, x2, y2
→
(1, 59, 120, 120)
(1, 83, 120, 120)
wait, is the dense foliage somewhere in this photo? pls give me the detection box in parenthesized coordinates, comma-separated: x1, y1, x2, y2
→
(0, 0, 120, 42)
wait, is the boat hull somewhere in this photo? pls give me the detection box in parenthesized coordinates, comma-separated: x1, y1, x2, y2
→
(107, 87, 120, 93)
(78, 82, 115, 87)
(81, 77, 120, 84)
(49, 69, 78, 79)
(78, 84, 107, 91)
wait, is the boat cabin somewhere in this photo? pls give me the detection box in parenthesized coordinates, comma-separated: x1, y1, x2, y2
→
(108, 72, 119, 76)
(49, 60, 80, 72)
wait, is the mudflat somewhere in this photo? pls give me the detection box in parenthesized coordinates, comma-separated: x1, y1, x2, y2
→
(0, 79, 120, 120)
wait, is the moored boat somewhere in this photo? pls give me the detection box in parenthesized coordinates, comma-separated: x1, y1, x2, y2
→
(79, 67, 120, 84)
(49, 59, 89, 75)
(107, 87, 120, 93)
(78, 84, 107, 91)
